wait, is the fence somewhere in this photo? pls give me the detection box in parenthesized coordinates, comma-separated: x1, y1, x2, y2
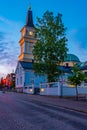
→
(40, 81, 87, 96)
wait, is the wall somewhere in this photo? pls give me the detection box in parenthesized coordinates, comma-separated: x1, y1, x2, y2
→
(15, 63, 24, 89)
(23, 87, 34, 94)
(40, 82, 87, 96)
(40, 87, 59, 96)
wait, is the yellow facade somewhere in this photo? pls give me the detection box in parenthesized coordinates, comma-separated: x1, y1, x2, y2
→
(60, 61, 77, 67)
(18, 26, 37, 62)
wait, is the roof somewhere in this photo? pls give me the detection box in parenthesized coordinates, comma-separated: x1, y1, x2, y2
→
(76, 61, 87, 70)
(58, 66, 72, 73)
(64, 54, 80, 62)
(79, 61, 87, 70)
(80, 66, 87, 70)
(26, 8, 34, 27)
(18, 61, 72, 73)
(19, 61, 33, 69)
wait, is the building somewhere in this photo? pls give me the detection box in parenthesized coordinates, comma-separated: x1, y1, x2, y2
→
(6, 73, 15, 89)
(15, 7, 84, 94)
(15, 7, 46, 93)
(61, 54, 80, 67)
(59, 54, 80, 81)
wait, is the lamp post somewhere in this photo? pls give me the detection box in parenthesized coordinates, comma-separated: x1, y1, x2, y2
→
(76, 73, 79, 100)
(60, 70, 64, 98)
(71, 69, 79, 100)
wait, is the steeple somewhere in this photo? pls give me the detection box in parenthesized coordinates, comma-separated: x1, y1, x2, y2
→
(18, 6, 37, 62)
(26, 6, 34, 27)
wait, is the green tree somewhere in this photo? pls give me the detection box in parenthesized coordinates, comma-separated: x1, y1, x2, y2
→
(68, 66, 86, 100)
(11, 80, 15, 90)
(33, 10, 68, 82)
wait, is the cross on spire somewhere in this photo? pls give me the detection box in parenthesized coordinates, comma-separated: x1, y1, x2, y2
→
(26, 5, 34, 27)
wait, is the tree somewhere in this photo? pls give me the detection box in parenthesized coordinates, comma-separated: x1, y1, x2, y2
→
(0, 77, 4, 90)
(68, 66, 86, 100)
(0, 83, 3, 89)
(33, 10, 68, 82)
(11, 80, 15, 90)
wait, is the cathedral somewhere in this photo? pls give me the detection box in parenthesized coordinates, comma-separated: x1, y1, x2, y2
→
(15, 7, 46, 93)
(15, 7, 83, 93)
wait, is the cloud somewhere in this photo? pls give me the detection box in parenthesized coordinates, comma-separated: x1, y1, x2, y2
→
(0, 32, 7, 54)
(0, 15, 22, 77)
(0, 31, 6, 41)
(0, 15, 22, 35)
(67, 28, 87, 62)
(75, 28, 87, 49)
(0, 30, 19, 76)
(0, 16, 14, 26)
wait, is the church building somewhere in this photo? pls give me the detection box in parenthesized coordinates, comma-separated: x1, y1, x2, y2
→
(15, 7, 46, 93)
(15, 7, 82, 94)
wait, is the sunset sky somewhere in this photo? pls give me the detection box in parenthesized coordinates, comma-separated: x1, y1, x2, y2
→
(0, 0, 87, 77)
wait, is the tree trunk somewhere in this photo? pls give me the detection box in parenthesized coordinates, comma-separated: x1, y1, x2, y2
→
(76, 85, 78, 100)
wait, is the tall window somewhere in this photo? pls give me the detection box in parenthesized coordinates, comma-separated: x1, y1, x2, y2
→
(17, 78, 18, 85)
(20, 77, 22, 84)
(25, 43, 28, 53)
(66, 63, 69, 67)
(25, 42, 33, 53)
(20, 67, 21, 74)
(30, 44, 33, 53)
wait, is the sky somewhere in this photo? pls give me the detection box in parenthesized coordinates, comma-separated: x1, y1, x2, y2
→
(0, 0, 87, 77)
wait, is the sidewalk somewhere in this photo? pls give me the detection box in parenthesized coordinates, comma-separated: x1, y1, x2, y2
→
(27, 94, 87, 114)
(5, 92, 87, 114)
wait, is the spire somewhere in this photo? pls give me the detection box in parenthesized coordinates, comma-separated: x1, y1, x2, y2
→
(28, 5, 31, 10)
(26, 6, 34, 27)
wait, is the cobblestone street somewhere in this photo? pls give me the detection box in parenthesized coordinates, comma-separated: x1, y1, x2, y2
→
(0, 92, 87, 130)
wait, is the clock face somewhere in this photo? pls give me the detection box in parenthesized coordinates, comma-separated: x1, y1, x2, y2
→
(29, 31, 33, 35)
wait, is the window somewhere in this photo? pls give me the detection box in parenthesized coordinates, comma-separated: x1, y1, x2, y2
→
(66, 63, 69, 67)
(26, 29, 28, 35)
(85, 72, 87, 75)
(17, 78, 18, 85)
(20, 77, 22, 84)
(25, 42, 33, 53)
(30, 44, 33, 53)
(17, 68, 19, 74)
(20, 67, 21, 74)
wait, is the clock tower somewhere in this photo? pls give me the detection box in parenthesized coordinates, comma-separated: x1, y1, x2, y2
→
(18, 6, 37, 62)
(15, 6, 46, 93)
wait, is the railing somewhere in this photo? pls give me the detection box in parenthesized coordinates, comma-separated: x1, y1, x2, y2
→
(40, 82, 59, 88)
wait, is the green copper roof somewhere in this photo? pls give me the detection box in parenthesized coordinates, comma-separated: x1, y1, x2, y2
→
(64, 54, 80, 62)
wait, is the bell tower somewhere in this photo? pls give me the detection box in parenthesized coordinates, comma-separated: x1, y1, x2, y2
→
(18, 6, 37, 62)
